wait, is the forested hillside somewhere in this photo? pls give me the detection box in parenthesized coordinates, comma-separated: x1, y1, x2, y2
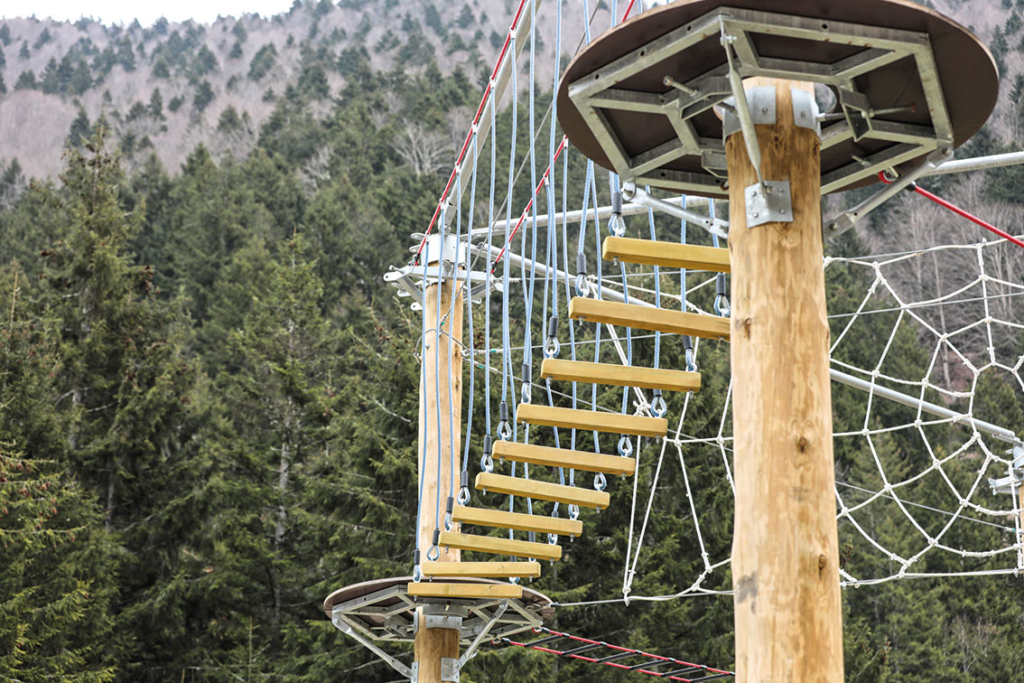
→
(0, 1, 1023, 682)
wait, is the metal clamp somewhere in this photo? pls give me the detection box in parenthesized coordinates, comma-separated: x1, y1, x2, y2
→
(745, 181, 793, 228)
(622, 182, 729, 239)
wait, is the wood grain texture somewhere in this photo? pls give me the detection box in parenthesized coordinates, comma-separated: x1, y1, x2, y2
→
(438, 531, 563, 561)
(516, 403, 668, 437)
(415, 260, 462, 682)
(408, 582, 524, 599)
(493, 439, 636, 476)
(541, 358, 701, 393)
(603, 236, 731, 272)
(453, 504, 584, 536)
(727, 77, 843, 682)
(475, 472, 610, 509)
(569, 297, 730, 339)
(420, 561, 542, 578)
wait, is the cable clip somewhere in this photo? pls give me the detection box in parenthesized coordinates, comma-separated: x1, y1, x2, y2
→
(521, 364, 532, 404)
(607, 190, 625, 237)
(457, 469, 471, 506)
(714, 273, 731, 317)
(481, 435, 495, 473)
(427, 529, 441, 561)
(544, 316, 560, 358)
(498, 402, 512, 440)
(444, 496, 455, 531)
(683, 336, 697, 372)
(575, 253, 591, 298)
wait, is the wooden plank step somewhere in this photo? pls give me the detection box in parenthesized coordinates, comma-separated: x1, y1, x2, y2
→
(569, 297, 730, 340)
(438, 531, 562, 561)
(407, 582, 523, 599)
(476, 472, 610, 510)
(603, 236, 730, 272)
(454, 505, 584, 537)
(493, 439, 636, 476)
(517, 403, 668, 437)
(421, 561, 541, 578)
(541, 358, 701, 393)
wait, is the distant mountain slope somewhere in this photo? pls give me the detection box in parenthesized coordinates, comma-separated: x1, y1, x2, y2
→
(0, 0, 1012, 181)
(0, 0, 602, 179)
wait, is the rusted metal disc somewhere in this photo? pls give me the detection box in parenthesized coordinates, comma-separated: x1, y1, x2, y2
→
(557, 0, 998, 195)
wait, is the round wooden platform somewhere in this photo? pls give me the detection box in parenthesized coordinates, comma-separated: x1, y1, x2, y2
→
(557, 0, 998, 195)
(324, 576, 555, 643)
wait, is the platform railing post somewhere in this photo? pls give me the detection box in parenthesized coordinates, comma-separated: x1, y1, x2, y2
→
(415, 236, 464, 682)
(726, 78, 844, 682)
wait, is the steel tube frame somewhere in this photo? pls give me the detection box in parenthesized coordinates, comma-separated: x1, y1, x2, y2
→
(829, 369, 1018, 443)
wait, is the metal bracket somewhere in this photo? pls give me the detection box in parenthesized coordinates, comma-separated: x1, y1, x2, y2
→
(440, 657, 461, 683)
(622, 182, 729, 239)
(745, 181, 793, 228)
(460, 600, 509, 666)
(411, 662, 418, 683)
(839, 88, 873, 141)
(722, 86, 777, 138)
(333, 616, 413, 680)
(825, 146, 952, 238)
(423, 604, 468, 630)
(792, 88, 822, 137)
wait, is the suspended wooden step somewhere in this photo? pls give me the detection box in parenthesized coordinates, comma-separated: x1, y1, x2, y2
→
(454, 504, 584, 537)
(493, 439, 636, 476)
(421, 561, 541, 579)
(541, 358, 701, 393)
(438, 530, 563, 561)
(476, 472, 610, 510)
(569, 297, 730, 340)
(407, 582, 523, 600)
(603, 236, 730, 272)
(517, 403, 668, 437)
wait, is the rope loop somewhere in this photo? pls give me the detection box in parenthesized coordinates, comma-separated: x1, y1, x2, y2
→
(594, 472, 608, 491)
(413, 564, 422, 582)
(651, 390, 668, 418)
(607, 212, 626, 237)
(457, 486, 471, 506)
(568, 504, 580, 520)
(521, 382, 532, 404)
(575, 272, 591, 298)
(498, 420, 513, 441)
(544, 335, 560, 358)
(481, 434, 495, 472)
(714, 295, 731, 317)
(617, 435, 634, 458)
(426, 544, 440, 562)
(684, 346, 698, 373)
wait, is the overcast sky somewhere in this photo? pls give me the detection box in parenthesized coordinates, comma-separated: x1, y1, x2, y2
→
(1, 0, 296, 25)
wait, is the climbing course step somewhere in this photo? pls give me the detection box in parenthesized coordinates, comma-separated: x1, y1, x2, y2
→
(438, 530, 563, 561)
(407, 582, 523, 599)
(603, 236, 731, 272)
(454, 504, 584, 537)
(475, 472, 610, 509)
(570, 297, 731, 340)
(516, 403, 668, 437)
(541, 358, 701, 393)
(492, 440, 636, 476)
(420, 561, 541, 578)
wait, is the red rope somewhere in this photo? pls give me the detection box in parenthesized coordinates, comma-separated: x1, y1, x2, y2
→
(416, 0, 531, 258)
(490, 136, 568, 268)
(495, 627, 734, 683)
(878, 172, 1024, 250)
(418, 0, 647, 259)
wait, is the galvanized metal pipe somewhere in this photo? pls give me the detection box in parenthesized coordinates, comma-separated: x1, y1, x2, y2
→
(829, 369, 1018, 443)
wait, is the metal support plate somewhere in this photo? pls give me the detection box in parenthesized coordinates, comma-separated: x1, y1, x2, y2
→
(441, 657, 461, 683)
(745, 181, 793, 228)
(722, 87, 776, 139)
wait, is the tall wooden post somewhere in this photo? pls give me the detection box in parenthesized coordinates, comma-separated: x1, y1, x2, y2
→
(415, 244, 464, 683)
(726, 79, 844, 681)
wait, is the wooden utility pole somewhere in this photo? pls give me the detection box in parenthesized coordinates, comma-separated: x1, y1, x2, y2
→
(415, 242, 464, 683)
(726, 78, 844, 681)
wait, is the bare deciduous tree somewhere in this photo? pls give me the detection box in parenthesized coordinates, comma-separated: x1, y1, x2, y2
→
(393, 119, 450, 176)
